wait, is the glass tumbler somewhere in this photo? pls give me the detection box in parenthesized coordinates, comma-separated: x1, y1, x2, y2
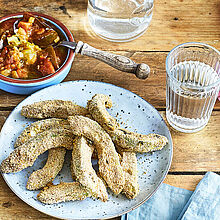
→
(166, 42, 220, 133)
(87, 0, 154, 42)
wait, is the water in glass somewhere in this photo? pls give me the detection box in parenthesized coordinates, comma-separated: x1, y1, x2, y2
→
(87, 0, 153, 42)
(166, 60, 220, 132)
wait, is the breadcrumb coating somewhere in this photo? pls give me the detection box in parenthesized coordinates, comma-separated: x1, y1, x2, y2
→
(121, 152, 139, 199)
(0, 129, 74, 173)
(14, 119, 68, 190)
(68, 115, 125, 195)
(109, 128, 168, 153)
(26, 147, 66, 190)
(37, 182, 91, 204)
(21, 100, 89, 119)
(15, 118, 70, 148)
(87, 94, 118, 131)
(72, 136, 108, 202)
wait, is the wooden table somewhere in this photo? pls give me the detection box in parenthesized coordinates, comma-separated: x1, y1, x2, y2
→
(0, 0, 219, 219)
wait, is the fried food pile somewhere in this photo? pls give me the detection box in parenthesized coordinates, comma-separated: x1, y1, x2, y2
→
(0, 94, 168, 204)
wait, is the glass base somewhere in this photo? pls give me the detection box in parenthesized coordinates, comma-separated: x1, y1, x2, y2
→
(90, 28, 148, 43)
(87, 7, 152, 43)
(166, 111, 208, 133)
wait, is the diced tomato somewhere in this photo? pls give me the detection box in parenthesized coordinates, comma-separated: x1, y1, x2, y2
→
(17, 21, 32, 34)
(11, 64, 16, 69)
(17, 69, 28, 78)
(38, 58, 55, 76)
(5, 64, 11, 70)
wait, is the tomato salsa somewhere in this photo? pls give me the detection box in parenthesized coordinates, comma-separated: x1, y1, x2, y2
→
(0, 12, 67, 79)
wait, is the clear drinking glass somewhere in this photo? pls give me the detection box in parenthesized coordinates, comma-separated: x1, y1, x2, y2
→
(87, 0, 154, 42)
(166, 42, 220, 133)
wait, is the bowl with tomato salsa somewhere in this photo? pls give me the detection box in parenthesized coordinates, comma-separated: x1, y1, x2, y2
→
(0, 12, 74, 94)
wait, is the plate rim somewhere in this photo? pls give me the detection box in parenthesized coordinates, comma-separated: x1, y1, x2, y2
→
(0, 80, 173, 220)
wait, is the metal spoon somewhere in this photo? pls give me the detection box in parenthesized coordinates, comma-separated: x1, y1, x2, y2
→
(57, 41, 150, 79)
(14, 20, 150, 79)
(13, 19, 20, 33)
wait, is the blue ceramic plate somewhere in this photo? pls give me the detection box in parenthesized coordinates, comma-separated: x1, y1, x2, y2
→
(0, 81, 173, 219)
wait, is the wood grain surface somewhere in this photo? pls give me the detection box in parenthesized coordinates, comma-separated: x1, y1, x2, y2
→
(0, 52, 219, 109)
(0, 0, 219, 51)
(0, 0, 219, 219)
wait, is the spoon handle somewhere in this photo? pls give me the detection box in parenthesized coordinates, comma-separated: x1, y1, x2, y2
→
(75, 41, 150, 79)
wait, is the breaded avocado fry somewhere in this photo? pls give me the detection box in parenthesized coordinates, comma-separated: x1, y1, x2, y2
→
(14, 119, 68, 190)
(0, 129, 74, 173)
(68, 115, 125, 195)
(21, 100, 89, 119)
(26, 147, 66, 190)
(109, 128, 168, 153)
(37, 182, 91, 204)
(14, 118, 70, 148)
(72, 136, 108, 202)
(121, 152, 139, 199)
(87, 94, 118, 130)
